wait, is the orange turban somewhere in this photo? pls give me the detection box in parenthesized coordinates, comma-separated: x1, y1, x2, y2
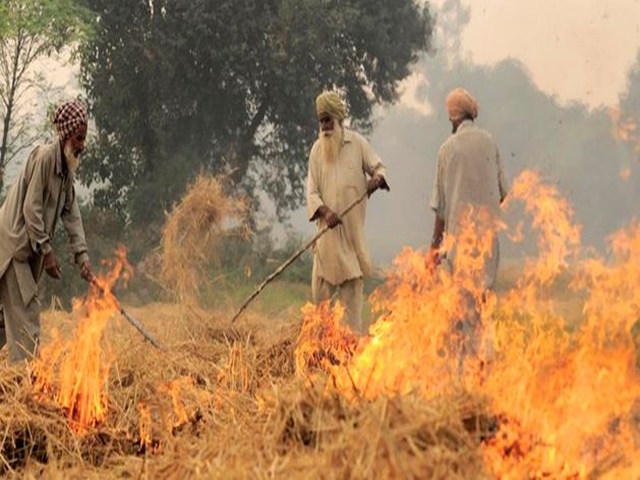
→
(445, 88, 479, 122)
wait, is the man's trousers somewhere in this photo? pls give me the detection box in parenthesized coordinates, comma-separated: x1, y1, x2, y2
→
(312, 273, 365, 334)
(0, 261, 40, 362)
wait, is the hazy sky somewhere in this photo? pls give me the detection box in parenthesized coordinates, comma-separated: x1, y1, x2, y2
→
(13, 0, 640, 255)
(42, 1, 640, 113)
(35, 0, 640, 127)
(409, 0, 640, 110)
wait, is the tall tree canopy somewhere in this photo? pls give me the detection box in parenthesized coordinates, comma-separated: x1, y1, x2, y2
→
(0, 0, 91, 191)
(79, 0, 434, 228)
(617, 52, 640, 158)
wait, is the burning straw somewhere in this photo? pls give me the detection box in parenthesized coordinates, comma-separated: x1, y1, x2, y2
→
(292, 170, 640, 478)
(159, 173, 248, 304)
(2, 169, 638, 478)
(1, 294, 495, 478)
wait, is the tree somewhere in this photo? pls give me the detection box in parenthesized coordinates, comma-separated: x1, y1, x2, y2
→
(0, 0, 91, 192)
(617, 51, 640, 157)
(79, 0, 434, 230)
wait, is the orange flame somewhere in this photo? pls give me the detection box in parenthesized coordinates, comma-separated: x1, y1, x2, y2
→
(32, 247, 132, 432)
(138, 402, 154, 451)
(295, 170, 640, 477)
(137, 375, 212, 449)
(158, 377, 196, 427)
(295, 301, 358, 376)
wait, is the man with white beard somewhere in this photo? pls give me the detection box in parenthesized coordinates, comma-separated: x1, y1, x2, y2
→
(306, 91, 389, 334)
(0, 99, 94, 363)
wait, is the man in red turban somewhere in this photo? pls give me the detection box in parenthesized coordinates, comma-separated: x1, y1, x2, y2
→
(0, 99, 94, 363)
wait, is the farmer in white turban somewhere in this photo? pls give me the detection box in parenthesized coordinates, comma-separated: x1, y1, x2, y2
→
(428, 88, 509, 375)
(306, 91, 389, 334)
(0, 99, 94, 363)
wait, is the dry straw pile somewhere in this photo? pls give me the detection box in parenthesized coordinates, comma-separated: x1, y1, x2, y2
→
(0, 172, 497, 478)
(159, 173, 248, 304)
(0, 304, 492, 478)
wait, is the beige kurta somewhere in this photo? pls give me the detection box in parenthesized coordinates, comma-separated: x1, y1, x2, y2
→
(0, 141, 89, 305)
(307, 129, 387, 286)
(429, 120, 509, 290)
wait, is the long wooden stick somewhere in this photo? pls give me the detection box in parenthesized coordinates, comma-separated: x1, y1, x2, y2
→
(86, 273, 164, 349)
(231, 191, 369, 323)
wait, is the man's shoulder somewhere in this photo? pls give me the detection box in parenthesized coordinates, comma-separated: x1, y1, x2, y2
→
(474, 125, 496, 141)
(439, 133, 457, 153)
(310, 138, 322, 157)
(450, 124, 497, 146)
(344, 129, 367, 145)
(28, 141, 57, 163)
(470, 126, 499, 153)
(461, 122, 496, 142)
(25, 141, 62, 182)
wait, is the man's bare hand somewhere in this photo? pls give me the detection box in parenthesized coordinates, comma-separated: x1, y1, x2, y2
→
(323, 208, 342, 228)
(426, 247, 441, 272)
(44, 251, 61, 279)
(80, 259, 93, 282)
(366, 175, 388, 197)
(367, 175, 384, 196)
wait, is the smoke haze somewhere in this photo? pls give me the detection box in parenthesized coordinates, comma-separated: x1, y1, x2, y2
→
(287, 0, 640, 265)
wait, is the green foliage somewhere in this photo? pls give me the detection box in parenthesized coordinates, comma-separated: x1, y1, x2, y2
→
(42, 205, 316, 310)
(0, 0, 93, 190)
(0, 0, 92, 49)
(42, 201, 123, 308)
(210, 226, 314, 290)
(42, 200, 168, 309)
(619, 51, 640, 150)
(78, 0, 434, 233)
(142, 223, 314, 310)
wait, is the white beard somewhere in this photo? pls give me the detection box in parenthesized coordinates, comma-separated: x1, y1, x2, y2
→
(319, 124, 343, 164)
(64, 141, 80, 174)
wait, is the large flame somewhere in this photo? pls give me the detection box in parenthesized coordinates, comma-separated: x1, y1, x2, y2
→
(296, 170, 640, 477)
(32, 247, 132, 432)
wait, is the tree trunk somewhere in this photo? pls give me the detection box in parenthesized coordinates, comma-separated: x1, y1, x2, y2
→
(228, 98, 269, 186)
(0, 35, 24, 193)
